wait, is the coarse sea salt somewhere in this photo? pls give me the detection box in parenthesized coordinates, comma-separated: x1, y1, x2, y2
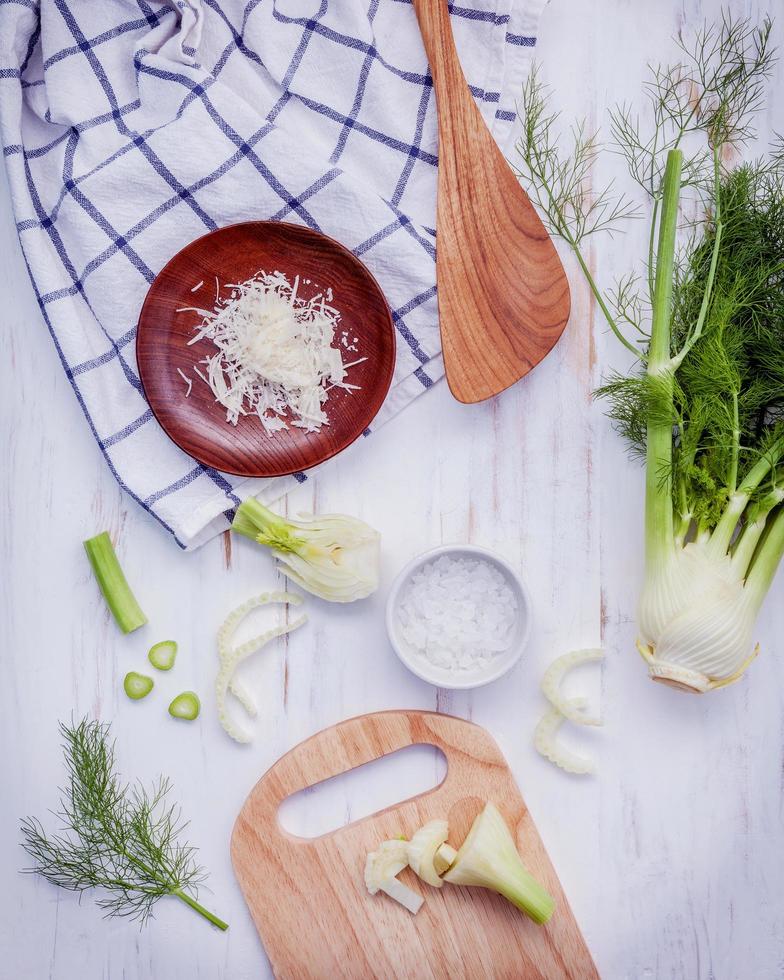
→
(396, 555, 518, 672)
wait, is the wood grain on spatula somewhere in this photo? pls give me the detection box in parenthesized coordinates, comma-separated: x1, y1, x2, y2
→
(412, 0, 571, 404)
(231, 710, 597, 980)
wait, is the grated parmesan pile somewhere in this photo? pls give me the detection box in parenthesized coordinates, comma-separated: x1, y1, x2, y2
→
(397, 555, 518, 671)
(178, 270, 365, 434)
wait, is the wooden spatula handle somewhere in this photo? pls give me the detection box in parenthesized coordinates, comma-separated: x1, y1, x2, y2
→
(244, 710, 505, 809)
(411, 0, 466, 105)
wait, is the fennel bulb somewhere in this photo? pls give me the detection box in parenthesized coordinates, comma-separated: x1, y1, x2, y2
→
(231, 498, 380, 602)
(516, 17, 784, 692)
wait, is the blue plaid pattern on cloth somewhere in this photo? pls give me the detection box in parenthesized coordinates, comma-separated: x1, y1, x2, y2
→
(0, 0, 542, 548)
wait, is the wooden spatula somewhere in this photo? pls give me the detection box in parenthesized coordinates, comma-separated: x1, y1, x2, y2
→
(412, 0, 571, 404)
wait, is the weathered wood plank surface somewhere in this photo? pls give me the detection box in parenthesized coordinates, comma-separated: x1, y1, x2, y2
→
(1, 1, 782, 977)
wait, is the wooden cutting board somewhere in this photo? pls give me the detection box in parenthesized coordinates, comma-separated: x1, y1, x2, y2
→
(231, 710, 597, 979)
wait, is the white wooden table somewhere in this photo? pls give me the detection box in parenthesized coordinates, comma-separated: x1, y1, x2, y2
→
(2, 2, 783, 977)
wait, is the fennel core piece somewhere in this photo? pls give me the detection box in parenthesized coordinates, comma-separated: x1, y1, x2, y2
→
(84, 531, 147, 634)
(19, 718, 228, 930)
(516, 15, 784, 692)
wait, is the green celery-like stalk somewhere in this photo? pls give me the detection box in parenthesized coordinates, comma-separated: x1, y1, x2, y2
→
(745, 508, 784, 613)
(84, 532, 147, 634)
(644, 149, 682, 567)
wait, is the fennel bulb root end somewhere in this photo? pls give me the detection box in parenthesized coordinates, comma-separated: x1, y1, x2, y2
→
(647, 661, 711, 694)
(643, 643, 760, 694)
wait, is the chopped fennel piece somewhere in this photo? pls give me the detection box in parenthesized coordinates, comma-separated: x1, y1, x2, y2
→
(168, 691, 200, 721)
(148, 640, 178, 671)
(216, 592, 307, 743)
(534, 698, 596, 776)
(365, 840, 423, 915)
(364, 839, 408, 893)
(180, 269, 365, 433)
(379, 878, 423, 915)
(84, 532, 147, 634)
(123, 672, 153, 701)
(406, 819, 449, 887)
(433, 842, 458, 876)
(541, 648, 604, 726)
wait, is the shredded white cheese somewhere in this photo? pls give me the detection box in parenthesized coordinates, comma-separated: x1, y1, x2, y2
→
(178, 270, 366, 434)
(176, 367, 192, 398)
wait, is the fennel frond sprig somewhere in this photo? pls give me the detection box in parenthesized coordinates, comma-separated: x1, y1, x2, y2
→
(515, 66, 642, 357)
(20, 719, 227, 930)
(611, 13, 775, 203)
(683, 13, 775, 150)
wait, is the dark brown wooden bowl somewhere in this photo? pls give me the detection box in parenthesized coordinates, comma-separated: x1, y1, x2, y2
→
(136, 221, 396, 478)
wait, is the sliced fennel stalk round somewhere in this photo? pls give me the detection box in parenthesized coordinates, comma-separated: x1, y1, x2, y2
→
(168, 691, 200, 721)
(123, 671, 153, 701)
(148, 640, 177, 671)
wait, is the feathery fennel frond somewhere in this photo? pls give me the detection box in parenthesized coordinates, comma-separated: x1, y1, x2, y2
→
(20, 718, 227, 930)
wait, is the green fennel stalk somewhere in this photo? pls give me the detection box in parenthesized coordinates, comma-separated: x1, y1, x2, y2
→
(84, 532, 147, 634)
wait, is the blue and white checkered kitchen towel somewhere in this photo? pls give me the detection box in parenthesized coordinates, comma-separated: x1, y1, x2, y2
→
(0, 0, 543, 548)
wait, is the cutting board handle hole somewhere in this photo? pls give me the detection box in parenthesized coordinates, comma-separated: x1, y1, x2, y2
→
(277, 744, 447, 839)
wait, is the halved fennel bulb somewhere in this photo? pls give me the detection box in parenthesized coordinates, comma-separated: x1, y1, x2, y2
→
(232, 498, 380, 603)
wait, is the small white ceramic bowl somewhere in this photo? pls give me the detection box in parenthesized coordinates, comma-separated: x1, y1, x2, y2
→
(385, 544, 532, 690)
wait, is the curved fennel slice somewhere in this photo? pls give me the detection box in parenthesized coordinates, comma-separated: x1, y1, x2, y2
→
(406, 819, 449, 887)
(216, 592, 307, 743)
(541, 648, 604, 725)
(534, 698, 595, 775)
